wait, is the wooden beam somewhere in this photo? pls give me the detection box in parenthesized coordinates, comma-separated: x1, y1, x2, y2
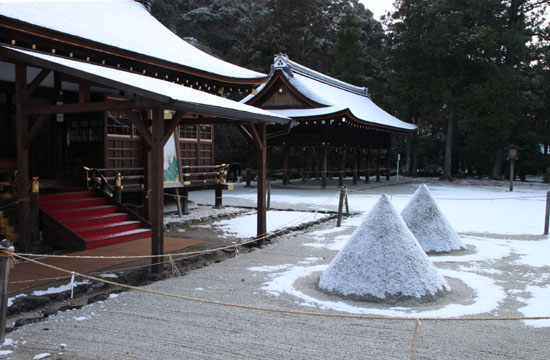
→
(27, 69, 51, 97)
(25, 114, 49, 149)
(78, 83, 90, 103)
(15, 63, 31, 252)
(124, 110, 152, 146)
(246, 122, 263, 152)
(163, 111, 183, 145)
(149, 107, 165, 276)
(237, 123, 253, 143)
(23, 99, 136, 115)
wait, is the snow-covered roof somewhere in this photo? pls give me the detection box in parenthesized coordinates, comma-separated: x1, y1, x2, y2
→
(0, 0, 265, 80)
(3, 45, 289, 124)
(318, 194, 449, 303)
(245, 54, 416, 132)
(401, 184, 466, 253)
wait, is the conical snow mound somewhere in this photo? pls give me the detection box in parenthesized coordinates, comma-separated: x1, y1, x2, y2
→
(318, 194, 449, 303)
(401, 184, 466, 253)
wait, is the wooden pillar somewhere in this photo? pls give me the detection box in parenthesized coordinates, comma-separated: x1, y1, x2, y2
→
(143, 146, 152, 221)
(376, 149, 381, 182)
(321, 146, 328, 188)
(365, 147, 371, 184)
(386, 149, 391, 181)
(30, 177, 40, 247)
(256, 123, 267, 241)
(352, 148, 359, 185)
(282, 145, 289, 185)
(338, 149, 345, 187)
(149, 108, 164, 276)
(15, 63, 31, 252)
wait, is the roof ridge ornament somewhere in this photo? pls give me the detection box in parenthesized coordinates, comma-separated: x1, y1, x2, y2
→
(272, 53, 293, 77)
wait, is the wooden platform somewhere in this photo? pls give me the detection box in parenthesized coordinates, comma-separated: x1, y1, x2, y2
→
(9, 236, 204, 294)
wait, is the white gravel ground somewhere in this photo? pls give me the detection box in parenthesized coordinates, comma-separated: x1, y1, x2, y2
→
(2, 178, 550, 359)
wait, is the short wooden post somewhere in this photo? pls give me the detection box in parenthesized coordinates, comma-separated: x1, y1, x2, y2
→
(30, 176, 40, 246)
(544, 191, 550, 235)
(114, 172, 122, 203)
(338, 150, 345, 187)
(181, 188, 189, 215)
(214, 185, 223, 209)
(337, 186, 346, 227)
(344, 187, 350, 216)
(0, 240, 13, 344)
(174, 188, 183, 217)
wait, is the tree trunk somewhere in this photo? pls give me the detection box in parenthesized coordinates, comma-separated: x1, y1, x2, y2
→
(443, 105, 456, 180)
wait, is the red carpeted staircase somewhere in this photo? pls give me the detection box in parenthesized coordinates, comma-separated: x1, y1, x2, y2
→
(39, 190, 151, 250)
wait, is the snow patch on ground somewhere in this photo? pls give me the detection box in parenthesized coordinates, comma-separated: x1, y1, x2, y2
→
(212, 210, 329, 238)
(31, 280, 90, 296)
(250, 264, 505, 318)
(518, 285, 550, 328)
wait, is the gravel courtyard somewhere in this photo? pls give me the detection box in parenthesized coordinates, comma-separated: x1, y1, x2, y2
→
(2, 178, 550, 359)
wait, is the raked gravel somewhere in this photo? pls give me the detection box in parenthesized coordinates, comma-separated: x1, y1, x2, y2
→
(3, 215, 550, 360)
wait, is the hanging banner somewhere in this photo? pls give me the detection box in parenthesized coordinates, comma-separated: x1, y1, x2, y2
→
(163, 133, 180, 184)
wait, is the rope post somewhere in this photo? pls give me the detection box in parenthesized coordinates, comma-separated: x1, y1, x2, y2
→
(30, 176, 40, 246)
(344, 186, 349, 216)
(544, 191, 550, 235)
(0, 240, 13, 344)
(214, 185, 223, 209)
(114, 172, 122, 203)
(175, 188, 183, 217)
(181, 188, 189, 215)
(337, 186, 345, 227)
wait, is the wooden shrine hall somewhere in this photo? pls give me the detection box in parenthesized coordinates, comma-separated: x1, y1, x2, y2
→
(0, 0, 292, 274)
(244, 54, 417, 187)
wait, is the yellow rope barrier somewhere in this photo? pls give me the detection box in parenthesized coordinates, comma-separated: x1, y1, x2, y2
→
(12, 253, 550, 324)
(0, 247, 17, 268)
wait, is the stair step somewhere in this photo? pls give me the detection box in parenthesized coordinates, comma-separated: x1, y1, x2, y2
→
(51, 205, 118, 221)
(84, 228, 152, 249)
(40, 191, 96, 203)
(40, 197, 107, 212)
(76, 221, 142, 239)
(64, 213, 130, 230)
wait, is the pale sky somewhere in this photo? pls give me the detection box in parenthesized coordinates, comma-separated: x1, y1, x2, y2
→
(359, 0, 397, 20)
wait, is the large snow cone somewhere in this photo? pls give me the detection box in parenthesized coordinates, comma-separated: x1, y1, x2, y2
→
(318, 194, 449, 303)
(401, 184, 466, 253)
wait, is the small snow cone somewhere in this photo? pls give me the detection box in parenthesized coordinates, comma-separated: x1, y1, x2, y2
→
(401, 184, 466, 253)
(318, 194, 449, 303)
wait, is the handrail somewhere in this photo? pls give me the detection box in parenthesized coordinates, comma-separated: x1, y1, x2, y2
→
(83, 166, 115, 197)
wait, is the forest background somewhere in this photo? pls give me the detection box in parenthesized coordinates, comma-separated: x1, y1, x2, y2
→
(150, 0, 550, 180)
